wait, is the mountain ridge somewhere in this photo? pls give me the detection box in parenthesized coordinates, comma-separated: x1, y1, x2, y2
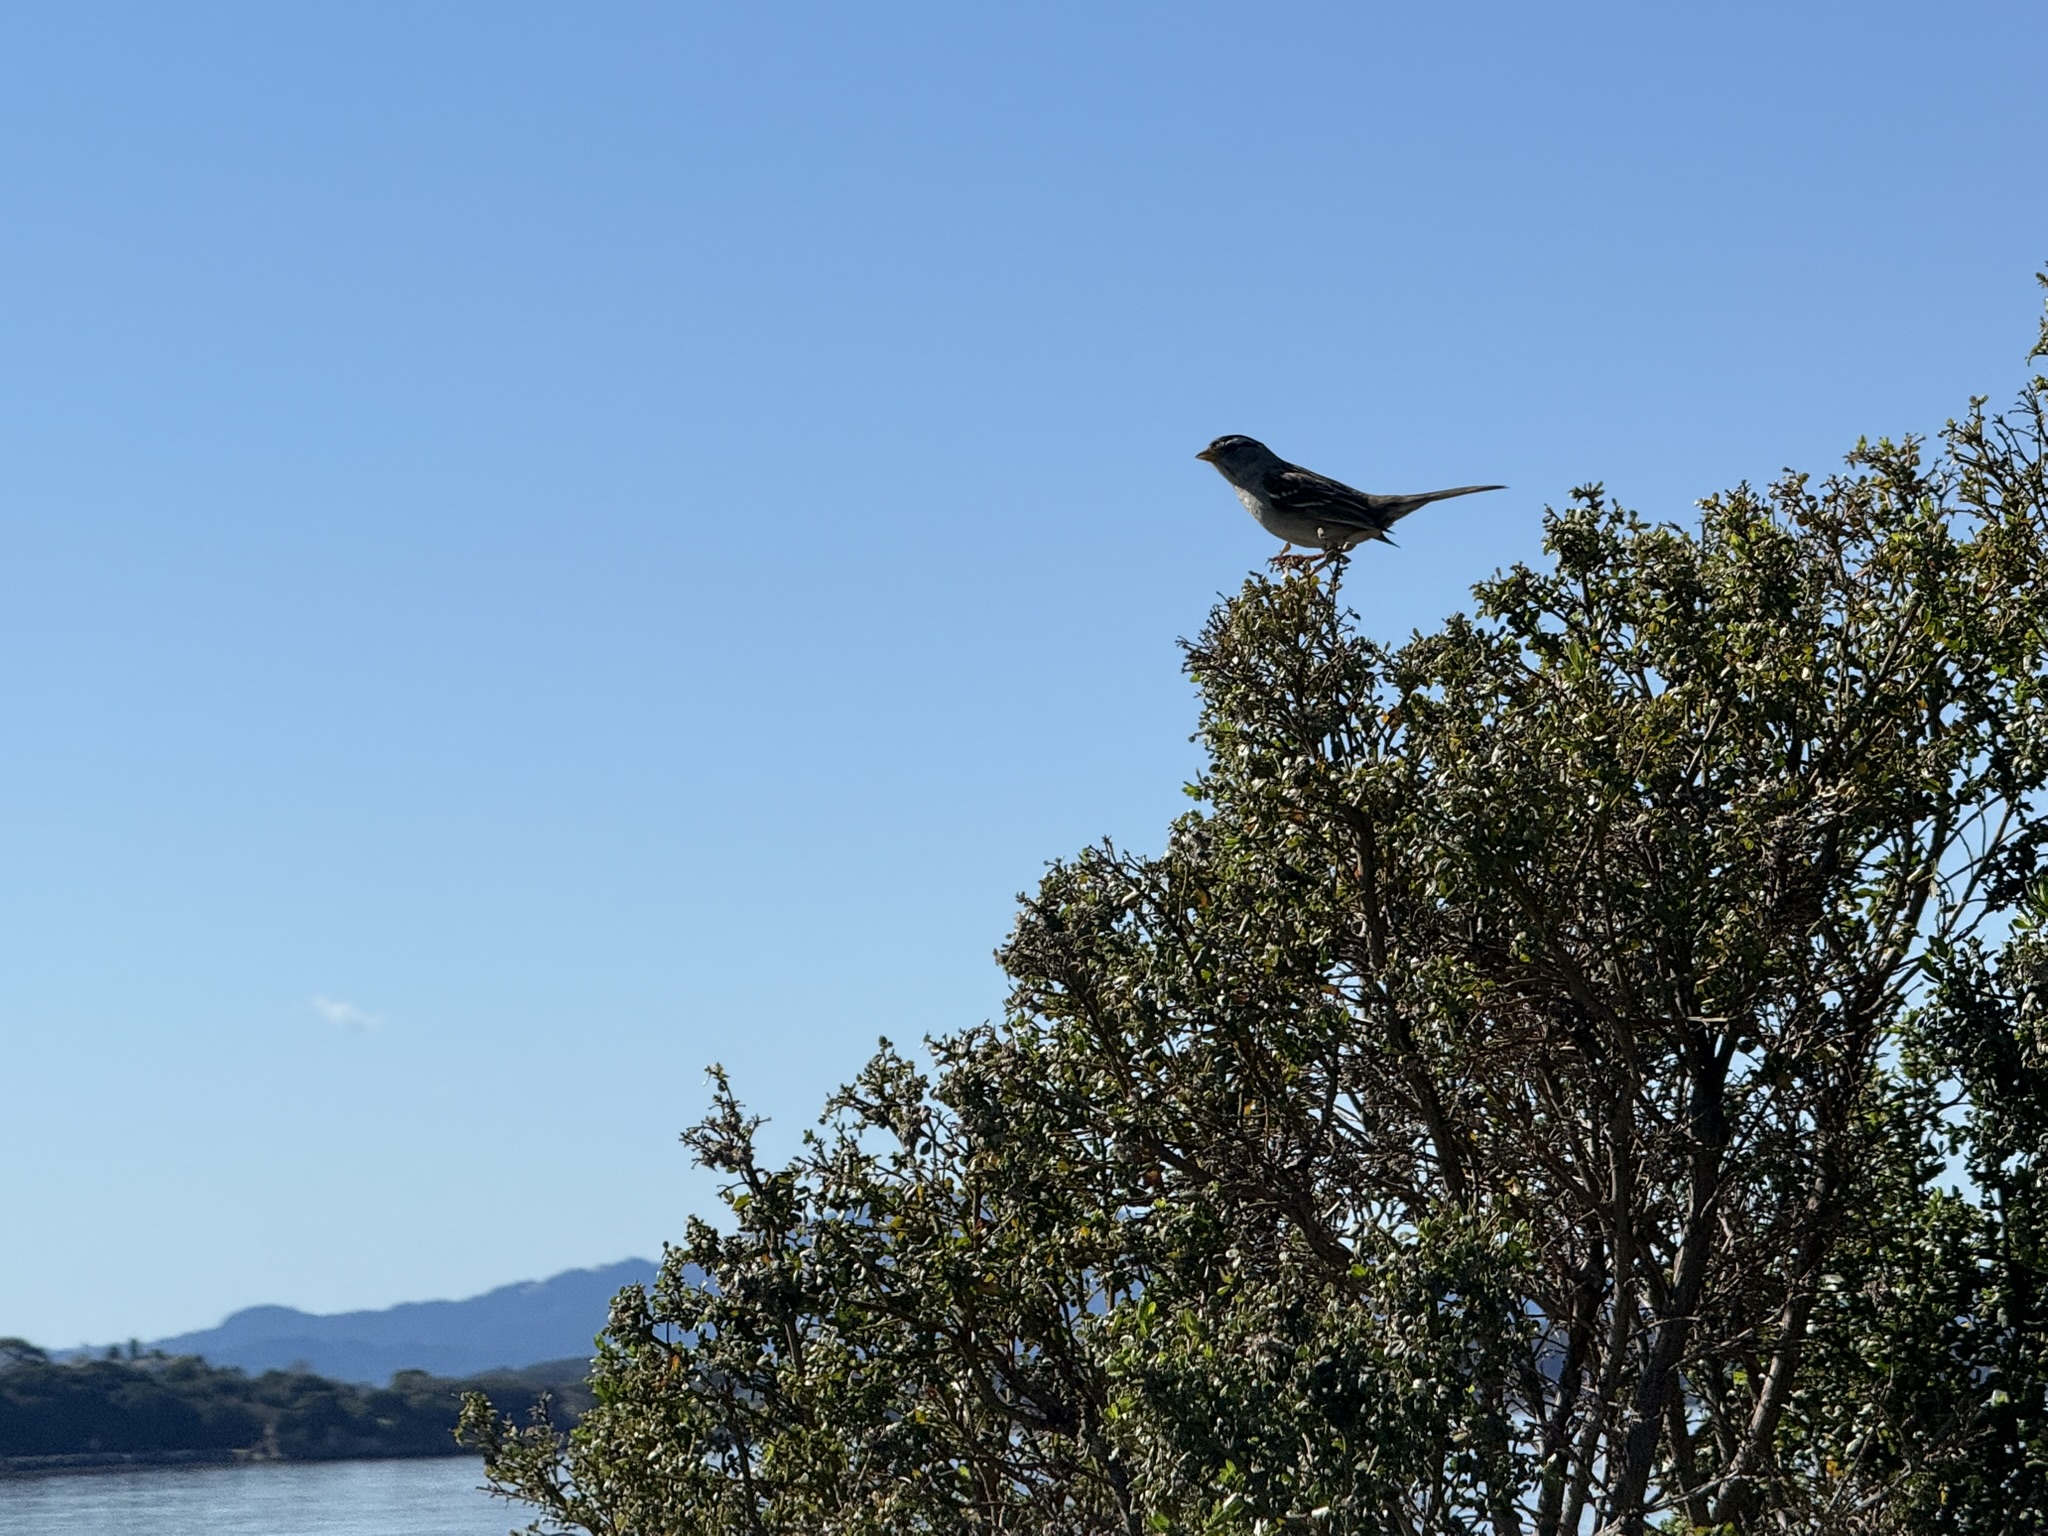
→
(104, 1259, 658, 1384)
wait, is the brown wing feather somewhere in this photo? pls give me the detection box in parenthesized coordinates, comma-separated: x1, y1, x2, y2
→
(1270, 468, 1505, 530)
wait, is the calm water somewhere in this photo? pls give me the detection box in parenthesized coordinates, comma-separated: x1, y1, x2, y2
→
(0, 1457, 532, 1536)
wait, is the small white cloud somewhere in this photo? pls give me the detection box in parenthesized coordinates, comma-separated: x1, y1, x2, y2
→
(310, 995, 383, 1033)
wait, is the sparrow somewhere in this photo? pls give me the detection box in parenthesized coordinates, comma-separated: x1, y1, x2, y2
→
(1196, 434, 1503, 567)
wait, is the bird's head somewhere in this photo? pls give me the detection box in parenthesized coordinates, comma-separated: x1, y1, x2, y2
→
(1196, 434, 1279, 485)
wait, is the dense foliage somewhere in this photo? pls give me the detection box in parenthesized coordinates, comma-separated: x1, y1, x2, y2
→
(467, 285, 2048, 1534)
(0, 1342, 586, 1470)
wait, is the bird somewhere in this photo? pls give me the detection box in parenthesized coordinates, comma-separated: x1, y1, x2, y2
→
(1196, 434, 1504, 569)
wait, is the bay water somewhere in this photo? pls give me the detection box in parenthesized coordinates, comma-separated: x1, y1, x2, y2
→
(0, 1457, 527, 1536)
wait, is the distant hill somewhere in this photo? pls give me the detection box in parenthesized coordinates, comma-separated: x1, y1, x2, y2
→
(122, 1259, 657, 1385)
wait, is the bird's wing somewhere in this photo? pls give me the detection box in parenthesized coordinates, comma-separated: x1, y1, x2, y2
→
(1265, 466, 1393, 531)
(1274, 471, 1508, 530)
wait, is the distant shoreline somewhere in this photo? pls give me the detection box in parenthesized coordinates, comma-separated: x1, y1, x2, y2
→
(0, 1446, 480, 1479)
(0, 1352, 587, 1475)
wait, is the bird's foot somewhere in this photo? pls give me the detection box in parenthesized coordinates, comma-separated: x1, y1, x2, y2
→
(1268, 551, 1318, 574)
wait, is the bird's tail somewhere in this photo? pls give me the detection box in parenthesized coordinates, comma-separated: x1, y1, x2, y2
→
(1381, 484, 1506, 525)
(1418, 483, 1507, 504)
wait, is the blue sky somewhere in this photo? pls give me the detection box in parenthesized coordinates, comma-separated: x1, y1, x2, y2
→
(4, 3, 2044, 1347)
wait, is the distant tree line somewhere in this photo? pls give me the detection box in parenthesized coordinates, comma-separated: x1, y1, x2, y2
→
(0, 1338, 589, 1472)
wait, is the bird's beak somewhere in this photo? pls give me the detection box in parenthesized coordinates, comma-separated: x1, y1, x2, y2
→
(1194, 448, 1216, 463)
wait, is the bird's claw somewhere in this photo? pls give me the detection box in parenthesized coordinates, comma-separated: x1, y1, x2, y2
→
(1268, 550, 1349, 579)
